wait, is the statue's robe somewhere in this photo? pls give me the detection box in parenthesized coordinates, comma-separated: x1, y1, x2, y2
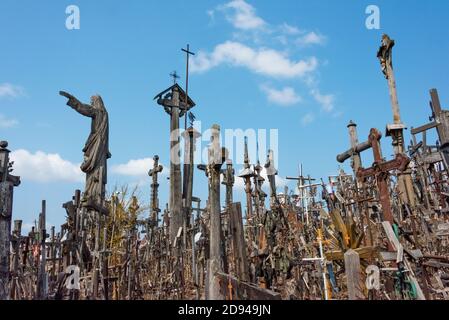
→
(67, 97, 111, 208)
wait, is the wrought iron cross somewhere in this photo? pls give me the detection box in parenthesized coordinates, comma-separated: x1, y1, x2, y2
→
(169, 71, 180, 85)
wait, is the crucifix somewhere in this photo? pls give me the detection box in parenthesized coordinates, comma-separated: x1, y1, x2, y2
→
(377, 34, 416, 208)
(181, 44, 195, 131)
(0, 141, 20, 300)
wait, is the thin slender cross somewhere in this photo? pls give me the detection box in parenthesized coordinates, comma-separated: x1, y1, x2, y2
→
(181, 44, 195, 130)
(170, 71, 180, 85)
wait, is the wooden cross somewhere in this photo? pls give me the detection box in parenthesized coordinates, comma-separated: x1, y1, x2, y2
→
(357, 128, 410, 225)
(181, 44, 195, 130)
(148, 155, 163, 228)
(287, 167, 320, 225)
(336, 121, 371, 177)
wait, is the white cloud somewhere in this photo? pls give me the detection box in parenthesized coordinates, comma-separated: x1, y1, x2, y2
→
(260, 85, 301, 106)
(280, 23, 301, 35)
(191, 41, 318, 78)
(301, 113, 315, 126)
(111, 158, 165, 178)
(0, 83, 24, 99)
(297, 32, 326, 46)
(0, 114, 18, 128)
(10, 149, 83, 183)
(220, 0, 266, 30)
(311, 89, 335, 112)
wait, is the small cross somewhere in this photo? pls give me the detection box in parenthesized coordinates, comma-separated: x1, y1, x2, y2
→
(344, 234, 351, 246)
(169, 71, 180, 85)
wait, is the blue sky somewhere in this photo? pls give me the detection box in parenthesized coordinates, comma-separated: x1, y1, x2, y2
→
(1, 0, 448, 230)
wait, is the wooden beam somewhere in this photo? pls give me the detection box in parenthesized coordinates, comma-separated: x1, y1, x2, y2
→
(344, 249, 365, 300)
(215, 272, 281, 300)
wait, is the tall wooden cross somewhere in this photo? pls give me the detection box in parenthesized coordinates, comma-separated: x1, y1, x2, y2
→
(181, 44, 195, 131)
(377, 34, 416, 208)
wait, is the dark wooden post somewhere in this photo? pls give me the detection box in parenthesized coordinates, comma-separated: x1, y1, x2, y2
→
(229, 202, 249, 282)
(155, 84, 195, 246)
(149, 155, 163, 231)
(205, 124, 226, 300)
(0, 141, 20, 300)
(344, 249, 364, 300)
(36, 200, 48, 300)
(239, 137, 255, 246)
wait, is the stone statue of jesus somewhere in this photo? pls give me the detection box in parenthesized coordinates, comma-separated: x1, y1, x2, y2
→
(60, 91, 111, 213)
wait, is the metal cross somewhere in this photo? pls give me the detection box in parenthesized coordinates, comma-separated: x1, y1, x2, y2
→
(170, 71, 180, 85)
(181, 44, 195, 130)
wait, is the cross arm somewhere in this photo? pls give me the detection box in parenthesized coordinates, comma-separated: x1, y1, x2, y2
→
(411, 122, 439, 136)
(337, 140, 373, 163)
(357, 153, 410, 179)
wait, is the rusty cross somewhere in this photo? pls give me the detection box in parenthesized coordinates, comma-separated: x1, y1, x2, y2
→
(357, 128, 410, 225)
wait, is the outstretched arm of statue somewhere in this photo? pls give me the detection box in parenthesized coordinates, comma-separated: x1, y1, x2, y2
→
(59, 91, 95, 117)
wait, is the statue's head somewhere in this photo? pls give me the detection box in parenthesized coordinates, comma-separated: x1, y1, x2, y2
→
(90, 95, 105, 110)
